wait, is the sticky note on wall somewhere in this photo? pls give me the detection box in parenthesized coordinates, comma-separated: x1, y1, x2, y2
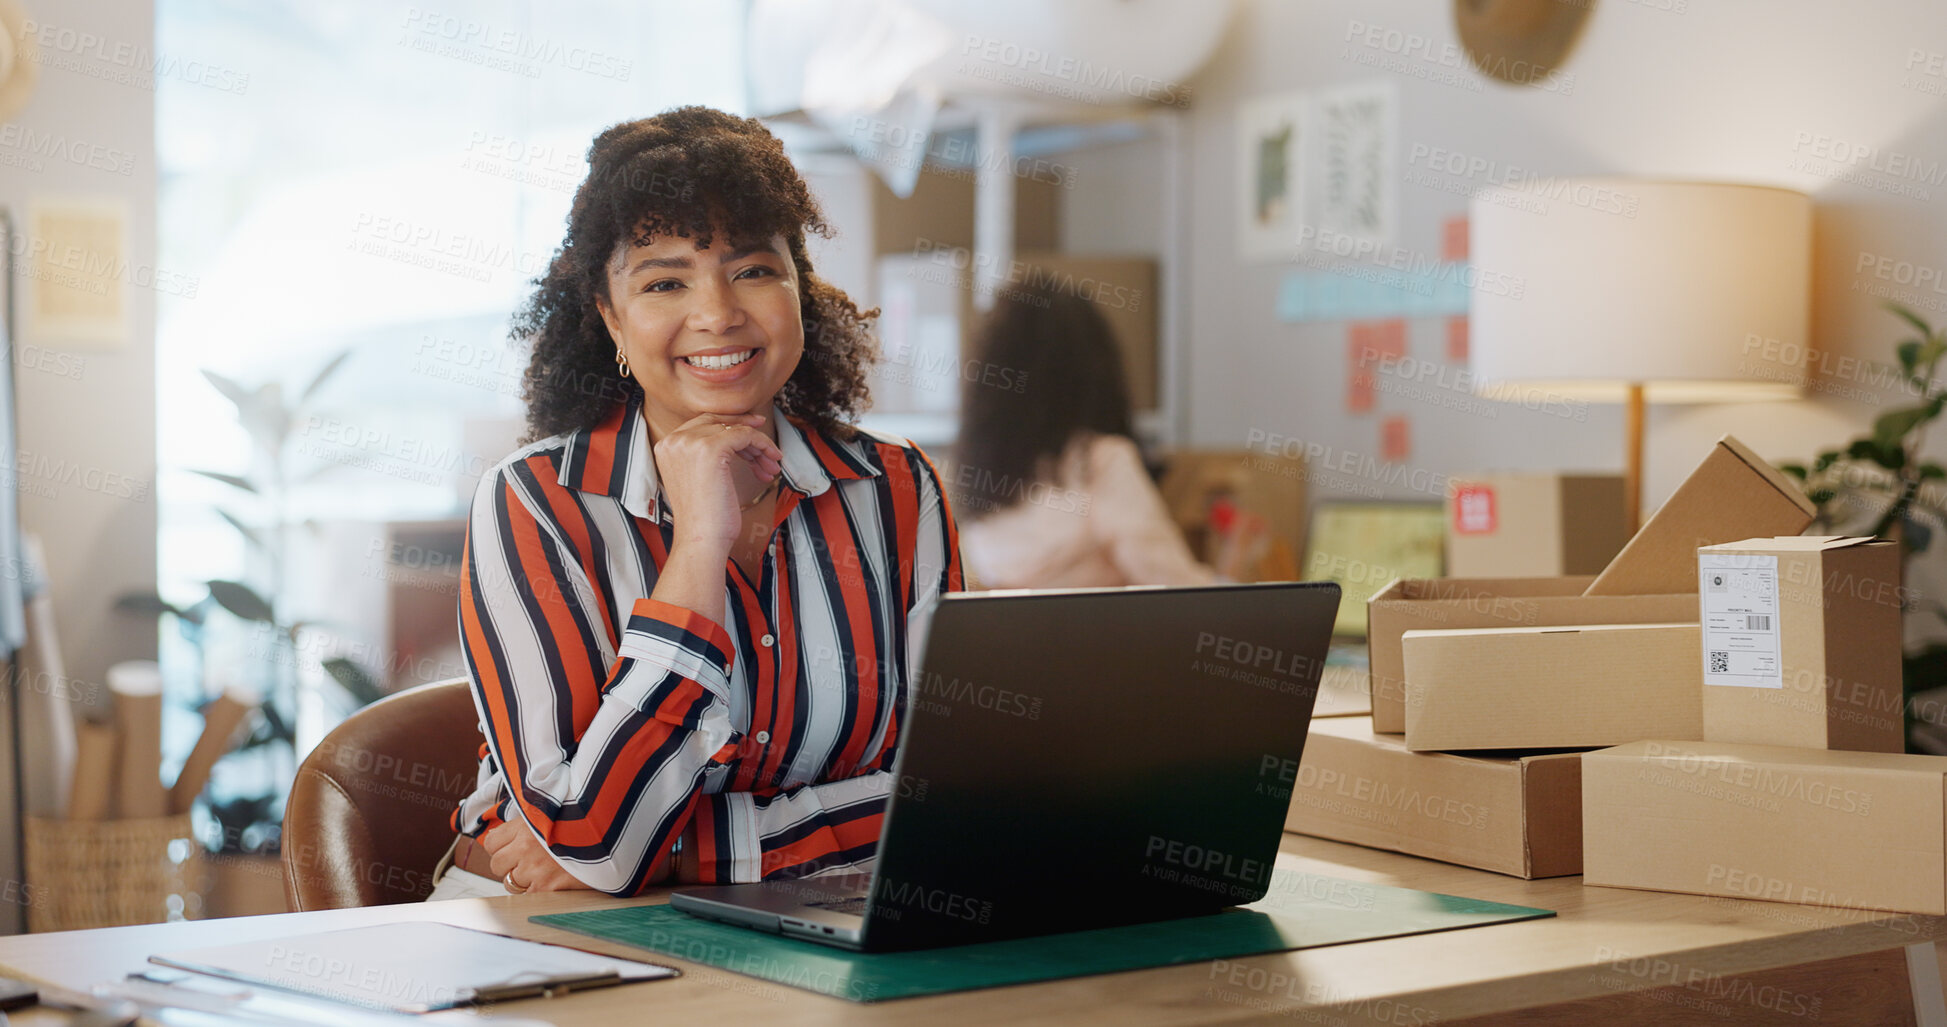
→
(1383, 415, 1411, 462)
(1447, 316, 1469, 360)
(1442, 216, 1469, 262)
(1347, 319, 1406, 414)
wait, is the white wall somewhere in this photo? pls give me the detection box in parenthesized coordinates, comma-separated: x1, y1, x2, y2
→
(0, 1, 157, 697)
(1150, 0, 1947, 510)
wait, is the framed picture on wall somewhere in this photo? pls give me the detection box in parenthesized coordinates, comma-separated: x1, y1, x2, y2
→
(1304, 78, 1400, 251)
(1234, 89, 1310, 262)
(24, 197, 130, 349)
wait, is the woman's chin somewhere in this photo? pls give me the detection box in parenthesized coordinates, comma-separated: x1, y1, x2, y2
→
(666, 390, 775, 421)
(696, 393, 769, 415)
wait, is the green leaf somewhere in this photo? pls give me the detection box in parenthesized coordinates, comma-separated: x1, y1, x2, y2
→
(205, 367, 294, 457)
(207, 580, 276, 623)
(323, 658, 385, 708)
(1813, 451, 1840, 473)
(299, 349, 352, 407)
(215, 509, 265, 551)
(1808, 487, 1837, 506)
(286, 617, 347, 636)
(1900, 340, 1924, 376)
(1888, 302, 1936, 340)
(1779, 463, 1808, 480)
(201, 369, 254, 413)
(1905, 515, 1934, 553)
(1856, 445, 1910, 472)
(242, 381, 293, 455)
(1924, 339, 1947, 371)
(189, 468, 258, 494)
(113, 591, 203, 624)
(1874, 405, 1936, 449)
(1923, 464, 1947, 481)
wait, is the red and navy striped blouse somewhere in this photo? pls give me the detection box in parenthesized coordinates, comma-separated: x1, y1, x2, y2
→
(453, 390, 962, 895)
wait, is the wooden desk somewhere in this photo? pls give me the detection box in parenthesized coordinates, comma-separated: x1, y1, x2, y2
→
(1, 832, 1941, 1025)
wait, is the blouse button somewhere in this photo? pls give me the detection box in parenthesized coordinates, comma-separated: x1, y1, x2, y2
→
(755, 730, 771, 744)
(760, 633, 776, 648)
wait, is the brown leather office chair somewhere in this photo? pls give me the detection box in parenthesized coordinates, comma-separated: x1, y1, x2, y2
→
(281, 678, 484, 910)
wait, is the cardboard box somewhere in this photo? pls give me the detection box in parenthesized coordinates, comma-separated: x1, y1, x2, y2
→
(1367, 578, 1696, 733)
(1016, 253, 1159, 409)
(1447, 473, 1629, 578)
(1698, 536, 1904, 752)
(1316, 663, 1372, 718)
(1402, 623, 1702, 751)
(1158, 449, 1305, 583)
(1285, 716, 1582, 878)
(1585, 739, 1947, 914)
(870, 167, 1059, 259)
(1584, 435, 1816, 596)
(1368, 434, 1808, 733)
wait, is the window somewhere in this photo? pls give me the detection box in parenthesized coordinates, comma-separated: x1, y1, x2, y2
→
(156, 0, 747, 852)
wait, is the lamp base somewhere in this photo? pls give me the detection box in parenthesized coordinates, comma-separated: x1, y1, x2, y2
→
(1624, 383, 1645, 537)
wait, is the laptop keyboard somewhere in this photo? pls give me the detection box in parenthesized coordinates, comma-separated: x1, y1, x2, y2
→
(806, 896, 869, 916)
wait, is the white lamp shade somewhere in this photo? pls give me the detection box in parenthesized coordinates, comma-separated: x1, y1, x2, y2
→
(1469, 180, 1811, 403)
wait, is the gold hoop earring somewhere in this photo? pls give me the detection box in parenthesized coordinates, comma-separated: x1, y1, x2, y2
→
(615, 348, 631, 378)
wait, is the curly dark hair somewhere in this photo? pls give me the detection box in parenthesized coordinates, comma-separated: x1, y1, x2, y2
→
(512, 106, 877, 443)
(951, 283, 1135, 521)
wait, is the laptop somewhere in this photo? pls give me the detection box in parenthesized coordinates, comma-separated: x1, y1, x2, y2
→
(670, 581, 1340, 952)
(1302, 501, 1444, 714)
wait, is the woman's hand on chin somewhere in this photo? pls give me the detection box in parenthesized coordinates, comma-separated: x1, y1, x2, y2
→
(653, 412, 785, 554)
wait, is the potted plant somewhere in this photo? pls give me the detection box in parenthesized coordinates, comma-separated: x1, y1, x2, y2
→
(117, 351, 382, 855)
(1779, 303, 1947, 751)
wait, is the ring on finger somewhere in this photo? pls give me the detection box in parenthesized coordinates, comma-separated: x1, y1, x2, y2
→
(504, 872, 526, 893)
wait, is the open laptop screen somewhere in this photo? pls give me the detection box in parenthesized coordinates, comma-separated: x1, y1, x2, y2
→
(1302, 501, 1444, 638)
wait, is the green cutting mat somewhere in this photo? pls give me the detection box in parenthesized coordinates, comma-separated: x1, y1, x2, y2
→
(532, 873, 1551, 1002)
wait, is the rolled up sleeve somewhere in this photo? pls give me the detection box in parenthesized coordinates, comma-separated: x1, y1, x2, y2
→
(460, 461, 747, 895)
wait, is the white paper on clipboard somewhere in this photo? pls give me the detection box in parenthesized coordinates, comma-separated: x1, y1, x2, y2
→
(152, 920, 678, 1012)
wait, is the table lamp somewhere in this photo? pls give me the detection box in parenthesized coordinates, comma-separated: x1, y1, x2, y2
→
(1468, 179, 1811, 534)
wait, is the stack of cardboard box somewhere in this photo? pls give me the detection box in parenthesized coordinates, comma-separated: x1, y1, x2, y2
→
(1581, 534, 1947, 914)
(1286, 436, 1819, 878)
(1292, 433, 1944, 914)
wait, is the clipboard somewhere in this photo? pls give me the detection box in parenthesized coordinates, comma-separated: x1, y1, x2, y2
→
(151, 921, 678, 1012)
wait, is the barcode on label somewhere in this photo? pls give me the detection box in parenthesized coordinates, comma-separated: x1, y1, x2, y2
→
(1745, 615, 1771, 631)
(1710, 651, 1730, 673)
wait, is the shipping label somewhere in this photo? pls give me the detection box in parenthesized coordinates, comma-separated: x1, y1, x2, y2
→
(1700, 553, 1783, 688)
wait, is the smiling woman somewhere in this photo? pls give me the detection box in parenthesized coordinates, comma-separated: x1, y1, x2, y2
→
(430, 107, 963, 900)
(595, 232, 806, 439)
(515, 106, 878, 444)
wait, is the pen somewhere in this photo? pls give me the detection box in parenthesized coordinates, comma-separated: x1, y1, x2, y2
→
(471, 969, 625, 1002)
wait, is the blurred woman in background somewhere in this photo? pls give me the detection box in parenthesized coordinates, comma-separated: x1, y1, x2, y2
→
(952, 284, 1215, 589)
